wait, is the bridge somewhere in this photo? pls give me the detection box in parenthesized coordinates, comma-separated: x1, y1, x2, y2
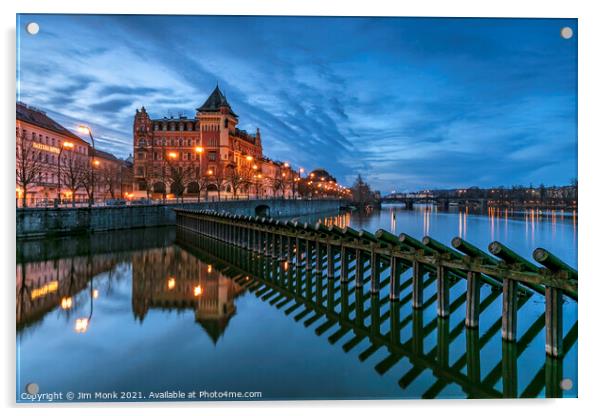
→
(174, 222, 577, 398)
(382, 193, 489, 210)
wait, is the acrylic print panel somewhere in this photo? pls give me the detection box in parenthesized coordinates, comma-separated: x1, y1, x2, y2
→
(16, 14, 577, 402)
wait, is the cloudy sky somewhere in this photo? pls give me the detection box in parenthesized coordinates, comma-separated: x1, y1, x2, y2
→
(16, 15, 577, 192)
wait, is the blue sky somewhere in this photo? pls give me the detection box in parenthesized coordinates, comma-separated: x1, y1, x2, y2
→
(16, 15, 577, 192)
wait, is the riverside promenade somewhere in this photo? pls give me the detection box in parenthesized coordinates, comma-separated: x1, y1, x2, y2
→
(16, 198, 344, 239)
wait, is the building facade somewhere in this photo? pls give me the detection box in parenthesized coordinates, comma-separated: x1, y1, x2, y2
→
(16, 102, 132, 206)
(132, 85, 296, 199)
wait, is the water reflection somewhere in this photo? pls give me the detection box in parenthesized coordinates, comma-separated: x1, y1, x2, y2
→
(16, 205, 577, 400)
(176, 228, 576, 399)
(131, 246, 244, 342)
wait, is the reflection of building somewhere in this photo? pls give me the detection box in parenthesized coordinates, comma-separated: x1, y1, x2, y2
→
(131, 246, 244, 343)
(16, 255, 121, 330)
(132, 85, 297, 199)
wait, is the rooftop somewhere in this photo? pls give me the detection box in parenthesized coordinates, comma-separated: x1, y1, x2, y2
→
(196, 85, 238, 117)
(16, 102, 81, 141)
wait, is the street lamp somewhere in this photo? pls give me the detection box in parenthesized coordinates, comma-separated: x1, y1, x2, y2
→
(195, 146, 204, 202)
(57, 141, 74, 205)
(78, 125, 97, 206)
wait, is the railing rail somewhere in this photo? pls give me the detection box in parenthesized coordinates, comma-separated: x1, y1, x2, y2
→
(176, 227, 577, 398)
(174, 208, 577, 358)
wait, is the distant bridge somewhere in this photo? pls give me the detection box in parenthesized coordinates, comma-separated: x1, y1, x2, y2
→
(382, 194, 489, 210)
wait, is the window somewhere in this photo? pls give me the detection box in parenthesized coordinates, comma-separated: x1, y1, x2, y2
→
(137, 152, 144, 160)
(208, 152, 217, 161)
(136, 167, 144, 176)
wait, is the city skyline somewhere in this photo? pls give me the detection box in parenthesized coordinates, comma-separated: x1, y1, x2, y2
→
(17, 15, 577, 191)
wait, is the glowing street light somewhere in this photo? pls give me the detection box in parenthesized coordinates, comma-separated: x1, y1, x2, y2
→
(193, 285, 203, 297)
(167, 277, 176, 290)
(194, 147, 204, 202)
(57, 141, 74, 205)
(78, 124, 97, 206)
(168, 151, 178, 159)
(246, 155, 253, 161)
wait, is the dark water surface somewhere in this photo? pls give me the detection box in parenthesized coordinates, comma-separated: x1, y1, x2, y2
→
(16, 205, 577, 401)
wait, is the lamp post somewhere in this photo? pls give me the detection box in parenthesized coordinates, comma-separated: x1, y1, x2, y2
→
(164, 151, 178, 201)
(195, 146, 204, 203)
(252, 164, 258, 199)
(57, 141, 74, 205)
(78, 125, 96, 206)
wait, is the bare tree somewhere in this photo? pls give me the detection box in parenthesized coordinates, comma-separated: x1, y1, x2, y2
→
(60, 150, 85, 207)
(270, 167, 286, 198)
(225, 163, 252, 198)
(16, 130, 43, 207)
(100, 164, 121, 199)
(166, 163, 195, 203)
(209, 165, 229, 201)
(80, 168, 95, 207)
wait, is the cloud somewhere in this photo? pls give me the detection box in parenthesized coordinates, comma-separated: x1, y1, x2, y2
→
(16, 15, 577, 191)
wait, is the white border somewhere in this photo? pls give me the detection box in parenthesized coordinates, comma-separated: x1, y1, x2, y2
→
(2, 1, 601, 415)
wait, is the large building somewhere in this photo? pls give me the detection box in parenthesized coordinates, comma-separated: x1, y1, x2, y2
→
(132, 85, 297, 199)
(16, 102, 132, 206)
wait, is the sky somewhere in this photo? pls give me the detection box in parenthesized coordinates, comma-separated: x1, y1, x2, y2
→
(16, 15, 577, 192)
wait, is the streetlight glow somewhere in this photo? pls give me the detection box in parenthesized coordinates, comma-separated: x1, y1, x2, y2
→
(194, 285, 203, 297)
(60, 297, 72, 310)
(75, 318, 89, 333)
(195, 146, 204, 154)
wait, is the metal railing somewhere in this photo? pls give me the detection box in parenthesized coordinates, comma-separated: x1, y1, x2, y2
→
(175, 209, 577, 358)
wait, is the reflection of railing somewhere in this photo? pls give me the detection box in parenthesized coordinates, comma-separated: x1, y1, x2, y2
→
(176, 228, 577, 398)
(175, 209, 577, 361)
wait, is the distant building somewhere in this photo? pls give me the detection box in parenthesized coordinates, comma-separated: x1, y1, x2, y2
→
(132, 85, 296, 199)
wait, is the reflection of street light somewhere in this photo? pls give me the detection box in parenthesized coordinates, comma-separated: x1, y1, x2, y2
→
(75, 318, 89, 333)
(60, 296, 72, 310)
(207, 264, 212, 273)
(74, 280, 94, 334)
(57, 141, 74, 205)
(167, 277, 176, 290)
(246, 155, 253, 162)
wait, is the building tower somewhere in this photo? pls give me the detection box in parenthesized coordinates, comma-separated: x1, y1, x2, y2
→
(195, 85, 238, 170)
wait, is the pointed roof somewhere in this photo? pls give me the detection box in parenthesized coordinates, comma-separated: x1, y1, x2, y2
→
(196, 85, 237, 117)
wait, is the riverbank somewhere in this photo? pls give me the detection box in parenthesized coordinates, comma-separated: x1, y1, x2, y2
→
(16, 198, 345, 239)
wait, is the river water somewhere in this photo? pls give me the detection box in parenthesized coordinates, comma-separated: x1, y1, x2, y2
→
(16, 204, 577, 401)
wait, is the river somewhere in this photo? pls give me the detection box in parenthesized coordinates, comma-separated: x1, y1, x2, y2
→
(16, 204, 577, 401)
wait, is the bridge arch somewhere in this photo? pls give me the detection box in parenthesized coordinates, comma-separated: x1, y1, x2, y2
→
(255, 204, 270, 217)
